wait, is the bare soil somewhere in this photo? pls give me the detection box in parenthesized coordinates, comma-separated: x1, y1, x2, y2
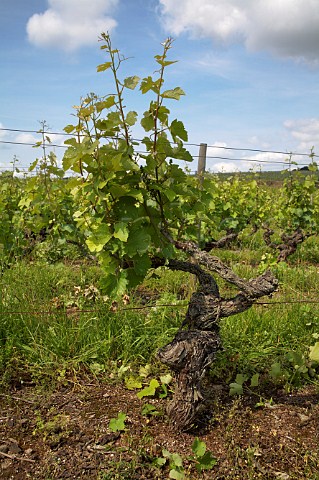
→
(0, 377, 318, 479)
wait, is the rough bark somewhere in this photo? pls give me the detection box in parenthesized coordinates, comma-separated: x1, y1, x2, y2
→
(262, 226, 309, 262)
(202, 232, 238, 251)
(157, 236, 278, 431)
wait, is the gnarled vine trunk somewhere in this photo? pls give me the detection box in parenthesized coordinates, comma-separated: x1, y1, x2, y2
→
(262, 225, 309, 262)
(157, 240, 278, 431)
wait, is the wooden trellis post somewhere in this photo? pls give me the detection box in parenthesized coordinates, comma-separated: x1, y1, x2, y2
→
(189, 143, 208, 297)
(197, 142, 207, 179)
(197, 143, 207, 242)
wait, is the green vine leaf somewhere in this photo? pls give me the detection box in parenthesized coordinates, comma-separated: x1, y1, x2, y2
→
(229, 382, 243, 396)
(161, 87, 185, 100)
(108, 412, 126, 432)
(113, 222, 129, 242)
(192, 438, 206, 457)
(124, 76, 140, 90)
(97, 61, 112, 72)
(169, 469, 185, 480)
(85, 225, 112, 253)
(309, 342, 319, 362)
(140, 76, 161, 94)
(137, 379, 160, 399)
(125, 376, 143, 390)
(125, 111, 138, 126)
(141, 112, 154, 132)
(170, 119, 188, 142)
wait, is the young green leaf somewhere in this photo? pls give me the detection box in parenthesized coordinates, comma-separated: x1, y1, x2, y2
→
(141, 403, 161, 416)
(250, 373, 260, 387)
(124, 76, 140, 90)
(125, 111, 138, 126)
(229, 382, 243, 396)
(29, 159, 38, 172)
(113, 222, 129, 242)
(125, 376, 142, 390)
(270, 362, 282, 379)
(96, 96, 116, 112)
(97, 61, 112, 72)
(85, 225, 112, 253)
(63, 124, 76, 134)
(154, 54, 178, 67)
(235, 373, 248, 385)
(139, 364, 151, 378)
(195, 451, 217, 472)
(154, 456, 167, 467)
(309, 342, 319, 362)
(170, 453, 183, 468)
(141, 112, 154, 132)
(140, 76, 161, 94)
(108, 412, 126, 432)
(170, 119, 188, 142)
(137, 378, 160, 399)
(161, 87, 185, 100)
(169, 469, 185, 480)
(160, 373, 173, 385)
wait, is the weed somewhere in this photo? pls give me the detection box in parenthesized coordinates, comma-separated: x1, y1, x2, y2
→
(109, 412, 127, 433)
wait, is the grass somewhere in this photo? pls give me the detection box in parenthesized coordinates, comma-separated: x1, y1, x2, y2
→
(1, 235, 319, 391)
(0, 261, 185, 385)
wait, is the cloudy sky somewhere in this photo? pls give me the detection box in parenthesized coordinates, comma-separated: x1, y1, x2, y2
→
(1, 0, 319, 173)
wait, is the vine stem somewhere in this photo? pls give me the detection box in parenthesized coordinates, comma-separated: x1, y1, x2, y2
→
(104, 35, 131, 148)
(152, 38, 174, 228)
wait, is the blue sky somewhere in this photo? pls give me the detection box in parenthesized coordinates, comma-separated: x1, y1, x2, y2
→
(1, 0, 319, 173)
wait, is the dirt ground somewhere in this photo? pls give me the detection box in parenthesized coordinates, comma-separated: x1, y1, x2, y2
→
(0, 377, 318, 479)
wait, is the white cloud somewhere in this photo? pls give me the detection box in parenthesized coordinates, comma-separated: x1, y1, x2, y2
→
(27, 0, 118, 52)
(206, 142, 290, 171)
(243, 151, 288, 169)
(284, 118, 319, 152)
(159, 0, 319, 63)
(15, 133, 38, 144)
(207, 142, 243, 172)
(207, 142, 229, 158)
(211, 162, 239, 173)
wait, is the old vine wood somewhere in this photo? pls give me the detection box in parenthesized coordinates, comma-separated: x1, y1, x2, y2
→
(157, 238, 278, 430)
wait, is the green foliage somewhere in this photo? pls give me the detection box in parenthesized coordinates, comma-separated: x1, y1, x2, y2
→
(190, 437, 218, 472)
(0, 160, 28, 266)
(108, 412, 127, 432)
(309, 341, 319, 362)
(229, 373, 249, 396)
(156, 449, 185, 479)
(137, 378, 160, 399)
(276, 161, 319, 233)
(154, 439, 216, 478)
(61, 34, 198, 297)
(201, 173, 270, 237)
(124, 362, 173, 399)
(141, 403, 162, 417)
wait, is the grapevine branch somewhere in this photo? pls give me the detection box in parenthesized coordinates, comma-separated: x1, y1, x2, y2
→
(262, 225, 311, 262)
(157, 231, 278, 430)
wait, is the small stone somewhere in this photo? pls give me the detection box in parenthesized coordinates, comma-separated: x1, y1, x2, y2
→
(0, 444, 9, 453)
(8, 442, 22, 454)
(1, 459, 12, 469)
(298, 413, 310, 423)
(97, 432, 120, 445)
(274, 473, 290, 480)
